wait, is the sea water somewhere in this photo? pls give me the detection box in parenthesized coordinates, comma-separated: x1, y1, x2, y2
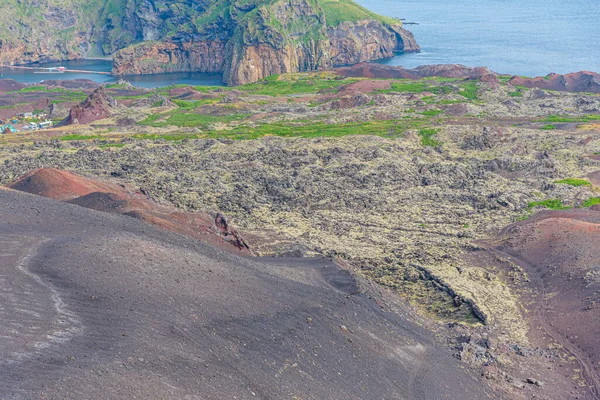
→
(358, 0, 600, 76)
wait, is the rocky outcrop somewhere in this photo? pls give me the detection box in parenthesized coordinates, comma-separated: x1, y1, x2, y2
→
(508, 71, 600, 93)
(131, 93, 175, 108)
(113, 40, 227, 75)
(328, 21, 418, 66)
(0, 79, 26, 93)
(60, 88, 117, 126)
(336, 63, 494, 79)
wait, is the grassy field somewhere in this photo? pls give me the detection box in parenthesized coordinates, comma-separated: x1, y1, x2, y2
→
(554, 178, 591, 187)
(528, 199, 571, 210)
(320, 0, 397, 26)
(239, 73, 355, 95)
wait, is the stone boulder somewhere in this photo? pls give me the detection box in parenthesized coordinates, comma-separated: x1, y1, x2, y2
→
(60, 88, 117, 126)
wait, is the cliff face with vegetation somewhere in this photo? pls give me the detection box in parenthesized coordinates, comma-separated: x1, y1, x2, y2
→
(112, 0, 419, 85)
(0, 0, 418, 84)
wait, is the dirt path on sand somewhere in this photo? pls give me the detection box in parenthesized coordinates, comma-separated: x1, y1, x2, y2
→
(481, 229, 600, 400)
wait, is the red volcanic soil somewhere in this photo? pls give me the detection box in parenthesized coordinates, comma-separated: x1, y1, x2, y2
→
(60, 87, 117, 126)
(509, 71, 600, 93)
(41, 79, 99, 90)
(0, 79, 26, 93)
(168, 86, 221, 101)
(335, 62, 493, 80)
(494, 209, 600, 396)
(8, 168, 119, 201)
(335, 80, 391, 95)
(587, 170, 600, 186)
(7, 168, 251, 254)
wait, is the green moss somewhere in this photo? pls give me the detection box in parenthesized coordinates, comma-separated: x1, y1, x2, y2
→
(138, 110, 249, 128)
(172, 99, 201, 109)
(421, 109, 443, 116)
(59, 134, 103, 141)
(221, 119, 408, 139)
(98, 143, 126, 148)
(554, 178, 591, 187)
(380, 81, 438, 94)
(131, 133, 201, 141)
(239, 74, 354, 95)
(527, 199, 571, 210)
(583, 197, 600, 207)
(419, 128, 442, 147)
(458, 82, 479, 100)
(540, 124, 556, 130)
(542, 114, 600, 123)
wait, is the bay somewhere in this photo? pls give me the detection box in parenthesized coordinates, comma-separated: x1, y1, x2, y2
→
(0, 60, 224, 88)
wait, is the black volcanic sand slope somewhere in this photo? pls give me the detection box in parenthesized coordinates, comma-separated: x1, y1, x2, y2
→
(0, 189, 501, 399)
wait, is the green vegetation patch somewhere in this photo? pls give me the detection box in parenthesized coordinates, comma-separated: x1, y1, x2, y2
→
(421, 109, 443, 116)
(418, 128, 442, 147)
(131, 133, 201, 141)
(320, 0, 396, 27)
(527, 199, 571, 210)
(138, 110, 249, 128)
(378, 80, 478, 100)
(222, 119, 409, 140)
(540, 124, 556, 130)
(18, 86, 73, 93)
(583, 197, 600, 207)
(554, 178, 591, 187)
(59, 134, 103, 141)
(240, 74, 354, 96)
(458, 82, 479, 100)
(380, 81, 443, 94)
(172, 99, 202, 110)
(508, 90, 523, 97)
(542, 114, 600, 123)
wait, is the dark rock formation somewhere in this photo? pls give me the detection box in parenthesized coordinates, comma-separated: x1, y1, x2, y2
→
(131, 93, 175, 108)
(327, 21, 418, 66)
(508, 71, 600, 93)
(60, 88, 117, 126)
(41, 79, 99, 90)
(113, 40, 227, 76)
(0, 79, 26, 93)
(336, 63, 494, 80)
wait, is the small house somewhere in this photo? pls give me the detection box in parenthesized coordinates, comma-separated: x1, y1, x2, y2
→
(23, 112, 33, 119)
(1, 124, 18, 134)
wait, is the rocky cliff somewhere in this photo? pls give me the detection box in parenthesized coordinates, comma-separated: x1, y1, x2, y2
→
(0, 0, 419, 85)
(112, 0, 420, 85)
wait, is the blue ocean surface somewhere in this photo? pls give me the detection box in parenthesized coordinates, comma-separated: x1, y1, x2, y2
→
(0, 60, 225, 88)
(357, 0, 600, 76)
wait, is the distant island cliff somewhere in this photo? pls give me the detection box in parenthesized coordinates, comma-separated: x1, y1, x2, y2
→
(0, 0, 419, 85)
